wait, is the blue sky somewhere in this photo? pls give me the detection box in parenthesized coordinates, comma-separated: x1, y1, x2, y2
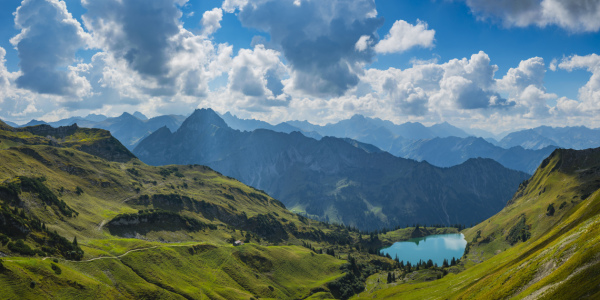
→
(0, 0, 599, 132)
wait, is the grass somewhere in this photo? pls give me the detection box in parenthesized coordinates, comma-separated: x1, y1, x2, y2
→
(0, 243, 345, 300)
(353, 148, 600, 299)
(0, 125, 391, 299)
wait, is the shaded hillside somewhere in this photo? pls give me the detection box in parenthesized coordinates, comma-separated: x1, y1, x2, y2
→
(356, 147, 600, 299)
(134, 109, 530, 230)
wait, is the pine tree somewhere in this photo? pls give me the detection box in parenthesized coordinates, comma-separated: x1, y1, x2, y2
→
(73, 236, 78, 247)
(387, 272, 392, 284)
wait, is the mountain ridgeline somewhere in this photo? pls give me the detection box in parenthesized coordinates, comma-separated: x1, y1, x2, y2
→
(219, 113, 562, 174)
(134, 109, 530, 230)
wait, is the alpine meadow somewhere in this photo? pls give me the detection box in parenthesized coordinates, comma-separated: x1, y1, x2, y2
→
(1, 0, 600, 299)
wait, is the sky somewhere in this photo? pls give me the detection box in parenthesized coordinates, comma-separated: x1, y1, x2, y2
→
(0, 0, 599, 133)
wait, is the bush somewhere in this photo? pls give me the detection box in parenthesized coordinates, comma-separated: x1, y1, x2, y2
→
(75, 186, 84, 195)
(51, 263, 62, 275)
(546, 203, 555, 216)
(8, 239, 36, 256)
(507, 215, 531, 245)
(0, 234, 9, 245)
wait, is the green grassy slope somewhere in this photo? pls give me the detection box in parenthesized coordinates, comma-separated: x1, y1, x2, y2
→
(355, 148, 600, 299)
(0, 123, 396, 299)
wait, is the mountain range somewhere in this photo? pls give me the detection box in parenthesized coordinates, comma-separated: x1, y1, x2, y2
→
(1, 117, 600, 299)
(393, 136, 557, 174)
(216, 113, 564, 174)
(133, 109, 530, 230)
(10, 112, 186, 150)
(498, 125, 600, 150)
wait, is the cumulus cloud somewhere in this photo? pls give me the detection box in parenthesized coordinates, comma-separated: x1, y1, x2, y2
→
(558, 54, 600, 111)
(0, 48, 11, 95)
(497, 57, 554, 118)
(363, 51, 514, 117)
(11, 0, 91, 97)
(201, 8, 223, 37)
(462, 0, 600, 32)
(383, 79, 429, 115)
(227, 45, 288, 109)
(230, 0, 384, 97)
(497, 57, 545, 92)
(355, 35, 372, 52)
(375, 20, 435, 54)
(82, 0, 184, 83)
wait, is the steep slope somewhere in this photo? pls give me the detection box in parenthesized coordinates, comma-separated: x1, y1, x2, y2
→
(500, 125, 600, 150)
(394, 136, 557, 174)
(0, 122, 394, 300)
(356, 147, 600, 299)
(134, 109, 530, 230)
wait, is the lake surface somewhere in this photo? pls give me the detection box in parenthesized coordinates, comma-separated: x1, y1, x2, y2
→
(380, 233, 467, 266)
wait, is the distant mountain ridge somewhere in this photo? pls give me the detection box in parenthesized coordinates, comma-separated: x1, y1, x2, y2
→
(393, 136, 557, 174)
(217, 113, 558, 174)
(2, 112, 186, 150)
(133, 109, 530, 230)
(499, 125, 600, 150)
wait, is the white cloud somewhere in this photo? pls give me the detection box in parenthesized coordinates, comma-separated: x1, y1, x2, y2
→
(222, 0, 248, 13)
(558, 54, 600, 111)
(497, 57, 546, 92)
(201, 8, 223, 37)
(496, 57, 556, 118)
(82, 0, 185, 83)
(226, 45, 288, 108)
(463, 0, 600, 32)
(355, 35, 372, 52)
(375, 20, 435, 54)
(231, 0, 384, 97)
(11, 0, 92, 97)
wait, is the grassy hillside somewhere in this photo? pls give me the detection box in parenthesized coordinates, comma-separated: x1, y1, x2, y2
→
(354, 147, 600, 299)
(0, 122, 400, 299)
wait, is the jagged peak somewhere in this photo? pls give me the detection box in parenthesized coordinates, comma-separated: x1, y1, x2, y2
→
(180, 108, 229, 131)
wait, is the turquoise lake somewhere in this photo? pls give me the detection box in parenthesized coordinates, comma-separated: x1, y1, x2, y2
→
(380, 233, 467, 266)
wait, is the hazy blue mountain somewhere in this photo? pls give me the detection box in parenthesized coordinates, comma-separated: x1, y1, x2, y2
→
(47, 117, 97, 128)
(392, 136, 557, 174)
(13, 112, 185, 150)
(499, 126, 600, 150)
(93, 112, 185, 149)
(84, 113, 108, 122)
(220, 112, 322, 139)
(287, 115, 469, 143)
(133, 111, 148, 120)
(462, 127, 497, 139)
(1, 119, 19, 127)
(20, 119, 47, 127)
(133, 109, 530, 230)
